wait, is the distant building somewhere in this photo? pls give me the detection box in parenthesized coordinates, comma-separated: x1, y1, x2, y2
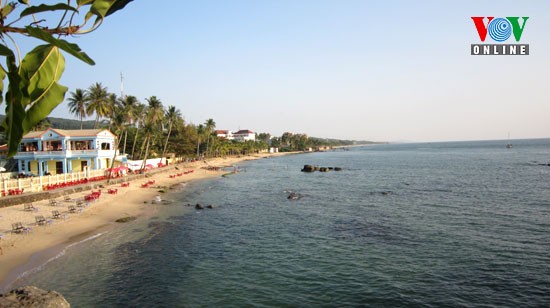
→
(215, 129, 256, 142)
(215, 130, 233, 140)
(233, 130, 256, 142)
(14, 128, 117, 176)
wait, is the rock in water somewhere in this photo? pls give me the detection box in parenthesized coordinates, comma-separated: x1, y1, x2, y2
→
(0, 286, 70, 307)
(287, 192, 301, 200)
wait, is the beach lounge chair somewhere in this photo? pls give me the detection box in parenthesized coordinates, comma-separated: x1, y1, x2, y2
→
(68, 205, 78, 213)
(11, 222, 30, 234)
(49, 199, 58, 206)
(52, 210, 64, 219)
(24, 203, 37, 211)
(35, 215, 49, 225)
(64, 196, 72, 202)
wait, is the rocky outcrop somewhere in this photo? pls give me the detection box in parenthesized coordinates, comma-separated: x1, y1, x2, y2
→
(0, 286, 70, 307)
(301, 165, 343, 172)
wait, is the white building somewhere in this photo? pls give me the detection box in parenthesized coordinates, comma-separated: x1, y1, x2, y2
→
(215, 129, 256, 142)
(233, 130, 256, 142)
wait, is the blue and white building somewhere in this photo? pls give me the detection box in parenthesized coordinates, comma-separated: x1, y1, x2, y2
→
(14, 128, 118, 176)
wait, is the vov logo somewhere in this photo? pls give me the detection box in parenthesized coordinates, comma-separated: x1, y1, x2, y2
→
(470, 16, 530, 55)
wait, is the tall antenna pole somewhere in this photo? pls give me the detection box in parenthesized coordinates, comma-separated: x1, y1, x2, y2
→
(120, 72, 124, 98)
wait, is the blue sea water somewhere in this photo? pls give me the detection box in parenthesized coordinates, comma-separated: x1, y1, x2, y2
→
(7, 139, 550, 307)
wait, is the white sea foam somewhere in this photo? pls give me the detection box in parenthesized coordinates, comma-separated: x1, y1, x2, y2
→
(8, 232, 106, 288)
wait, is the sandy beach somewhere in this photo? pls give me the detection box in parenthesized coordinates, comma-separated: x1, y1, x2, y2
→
(0, 152, 291, 289)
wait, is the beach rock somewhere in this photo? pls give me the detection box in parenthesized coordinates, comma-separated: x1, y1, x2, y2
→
(0, 286, 70, 308)
(287, 192, 301, 200)
(115, 216, 137, 223)
(195, 203, 204, 210)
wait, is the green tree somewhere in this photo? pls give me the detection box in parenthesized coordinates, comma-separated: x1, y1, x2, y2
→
(161, 105, 181, 161)
(139, 96, 164, 170)
(120, 95, 139, 155)
(86, 82, 110, 128)
(145, 96, 165, 126)
(204, 118, 216, 157)
(196, 124, 204, 158)
(107, 106, 125, 183)
(130, 102, 145, 159)
(67, 88, 88, 129)
(0, 0, 132, 157)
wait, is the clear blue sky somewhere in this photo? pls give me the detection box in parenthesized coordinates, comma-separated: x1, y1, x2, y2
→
(25, 1, 550, 142)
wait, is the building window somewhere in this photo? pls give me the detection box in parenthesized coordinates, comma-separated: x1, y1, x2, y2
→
(56, 161, 63, 174)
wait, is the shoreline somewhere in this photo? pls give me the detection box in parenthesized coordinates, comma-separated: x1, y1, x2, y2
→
(0, 152, 295, 291)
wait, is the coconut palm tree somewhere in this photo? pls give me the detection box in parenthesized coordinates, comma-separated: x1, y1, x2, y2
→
(120, 95, 139, 155)
(130, 102, 145, 159)
(139, 121, 156, 171)
(107, 108, 125, 183)
(104, 93, 120, 131)
(137, 96, 164, 163)
(145, 96, 165, 126)
(67, 88, 88, 129)
(204, 118, 216, 158)
(196, 124, 204, 158)
(161, 105, 182, 161)
(86, 82, 110, 128)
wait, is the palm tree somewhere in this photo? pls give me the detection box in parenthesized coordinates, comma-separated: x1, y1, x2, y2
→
(130, 102, 145, 159)
(106, 93, 119, 131)
(137, 96, 164, 165)
(145, 96, 165, 126)
(196, 124, 204, 158)
(204, 118, 216, 158)
(107, 108, 125, 183)
(67, 88, 88, 129)
(120, 95, 139, 155)
(86, 82, 110, 128)
(139, 121, 156, 171)
(161, 105, 182, 161)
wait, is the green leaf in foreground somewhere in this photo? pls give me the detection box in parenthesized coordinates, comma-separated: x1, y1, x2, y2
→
(25, 26, 95, 65)
(20, 45, 68, 133)
(20, 3, 77, 18)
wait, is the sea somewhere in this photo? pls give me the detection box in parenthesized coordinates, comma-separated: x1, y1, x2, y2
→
(4, 139, 550, 307)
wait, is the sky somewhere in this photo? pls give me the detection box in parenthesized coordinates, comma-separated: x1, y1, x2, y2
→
(7, 1, 550, 142)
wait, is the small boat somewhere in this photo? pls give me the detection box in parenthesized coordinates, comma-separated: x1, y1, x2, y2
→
(506, 133, 513, 148)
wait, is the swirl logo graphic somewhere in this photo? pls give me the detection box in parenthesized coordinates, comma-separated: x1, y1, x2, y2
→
(470, 16, 530, 55)
(487, 18, 512, 42)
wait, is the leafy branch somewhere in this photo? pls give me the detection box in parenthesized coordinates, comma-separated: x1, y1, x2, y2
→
(0, 0, 132, 157)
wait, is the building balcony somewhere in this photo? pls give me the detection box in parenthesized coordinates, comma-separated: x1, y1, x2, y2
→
(14, 149, 117, 160)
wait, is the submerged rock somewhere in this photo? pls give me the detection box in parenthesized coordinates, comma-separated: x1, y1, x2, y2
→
(287, 192, 302, 200)
(0, 286, 70, 308)
(116, 216, 137, 223)
(195, 203, 204, 210)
